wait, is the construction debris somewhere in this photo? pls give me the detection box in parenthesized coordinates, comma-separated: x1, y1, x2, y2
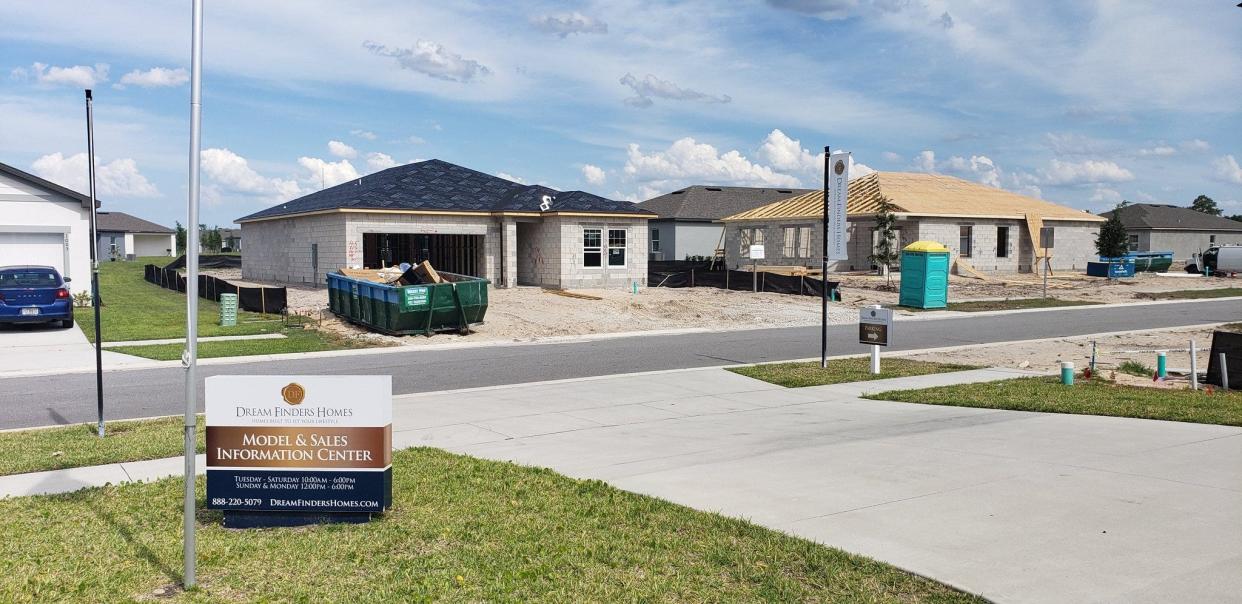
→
(407, 260, 443, 285)
(547, 289, 603, 301)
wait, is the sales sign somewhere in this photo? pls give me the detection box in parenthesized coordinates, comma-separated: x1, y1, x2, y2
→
(858, 306, 893, 347)
(826, 151, 850, 261)
(401, 286, 429, 310)
(206, 375, 392, 514)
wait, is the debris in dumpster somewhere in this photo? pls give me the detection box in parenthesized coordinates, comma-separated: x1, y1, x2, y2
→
(402, 260, 444, 285)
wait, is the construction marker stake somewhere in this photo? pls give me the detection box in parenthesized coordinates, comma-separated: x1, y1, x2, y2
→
(1156, 351, 1167, 379)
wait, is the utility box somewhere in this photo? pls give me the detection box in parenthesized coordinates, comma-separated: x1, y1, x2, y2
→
(219, 293, 238, 327)
(899, 241, 950, 309)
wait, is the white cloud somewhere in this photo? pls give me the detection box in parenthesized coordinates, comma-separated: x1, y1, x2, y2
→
(31, 152, 158, 198)
(363, 40, 490, 83)
(298, 157, 360, 189)
(1180, 139, 1211, 153)
(882, 151, 902, 162)
(580, 164, 606, 186)
(755, 129, 873, 181)
(531, 12, 607, 37)
(496, 172, 526, 184)
(116, 67, 188, 88)
(913, 150, 937, 173)
(201, 148, 301, 201)
(327, 140, 357, 159)
(1039, 159, 1135, 185)
(1089, 187, 1123, 204)
(1214, 155, 1242, 185)
(17, 62, 109, 88)
(623, 137, 801, 197)
(365, 152, 398, 172)
(350, 129, 377, 140)
(1137, 145, 1176, 157)
(619, 73, 730, 108)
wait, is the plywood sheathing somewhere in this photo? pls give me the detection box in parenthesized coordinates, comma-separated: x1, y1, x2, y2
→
(722, 172, 1107, 223)
(954, 258, 1073, 288)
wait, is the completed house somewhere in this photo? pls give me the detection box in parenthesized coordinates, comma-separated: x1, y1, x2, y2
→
(0, 161, 95, 294)
(237, 159, 653, 289)
(96, 211, 176, 260)
(1099, 203, 1242, 264)
(638, 185, 812, 261)
(721, 171, 1104, 273)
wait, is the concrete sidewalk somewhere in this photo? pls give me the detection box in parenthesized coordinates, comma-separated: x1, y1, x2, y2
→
(3, 367, 1239, 603)
(0, 324, 157, 376)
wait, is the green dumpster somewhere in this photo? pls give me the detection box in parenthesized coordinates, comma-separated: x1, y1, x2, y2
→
(327, 270, 489, 336)
(899, 241, 950, 309)
(219, 293, 238, 326)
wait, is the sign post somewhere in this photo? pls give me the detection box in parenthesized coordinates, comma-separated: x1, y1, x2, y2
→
(858, 305, 892, 375)
(1039, 226, 1054, 299)
(821, 148, 850, 369)
(183, 0, 204, 588)
(205, 375, 393, 528)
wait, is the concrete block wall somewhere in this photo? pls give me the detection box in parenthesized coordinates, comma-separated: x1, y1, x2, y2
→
(917, 218, 1099, 273)
(242, 213, 348, 286)
(723, 219, 885, 272)
(555, 216, 648, 289)
(515, 219, 561, 287)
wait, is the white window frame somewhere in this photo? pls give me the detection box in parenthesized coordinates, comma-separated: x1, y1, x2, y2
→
(782, 226, 797, 258)
(583, 227, 603, 269)
(607, 228, 627, 268)
(798, 226, 813, 258)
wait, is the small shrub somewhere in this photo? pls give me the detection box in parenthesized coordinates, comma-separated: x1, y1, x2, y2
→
(1117, 360, 1153, 377)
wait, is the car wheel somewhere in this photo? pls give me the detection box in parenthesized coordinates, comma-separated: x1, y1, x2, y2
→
(61, 317, 75, 329)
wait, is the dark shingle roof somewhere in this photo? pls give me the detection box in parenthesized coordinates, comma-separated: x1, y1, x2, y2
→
(0, 161, 96, 209)
(236, 159, 650, 222)
(96, 211, 173, 234)
(1100, 204, 1242, 232)
(637, 185, 813, 221)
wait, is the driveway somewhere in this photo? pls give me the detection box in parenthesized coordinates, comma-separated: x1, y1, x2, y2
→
(0, 323, 152, 376)
(391, 368, 1242, 604)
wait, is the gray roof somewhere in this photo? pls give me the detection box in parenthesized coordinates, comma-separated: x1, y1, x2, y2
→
(96, 211, 173, 234)
(236, 159, 651, 222)
(637, 185, 813, 221)
(0, 161, 96, 209)
(1100, 204, 1242, 232)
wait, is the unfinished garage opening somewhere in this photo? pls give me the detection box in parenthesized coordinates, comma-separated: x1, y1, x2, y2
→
(362, 233, 484, 277)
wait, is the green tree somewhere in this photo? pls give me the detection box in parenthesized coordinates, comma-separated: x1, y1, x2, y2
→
(868, 199, 900, 286)
(1096, 201, 1130, 258)
(175, 221, 187, 254)
(1191, 194, 1221, 216)
(1229, 214, 1242, 223)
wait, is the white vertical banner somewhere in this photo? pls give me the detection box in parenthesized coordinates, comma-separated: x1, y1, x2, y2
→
(826, 150, 850, 261)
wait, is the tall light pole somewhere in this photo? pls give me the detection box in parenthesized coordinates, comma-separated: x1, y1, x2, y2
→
(183, 0, 204, 589)
(820, 146, 830, 369)
(84, 90, 104, 437)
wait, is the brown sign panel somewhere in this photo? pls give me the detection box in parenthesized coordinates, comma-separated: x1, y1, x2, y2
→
(206, 425, 392, 469)
(859, 323, 889, 346)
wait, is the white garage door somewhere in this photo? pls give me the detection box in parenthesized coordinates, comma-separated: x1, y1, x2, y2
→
(0, 232, 67, 274)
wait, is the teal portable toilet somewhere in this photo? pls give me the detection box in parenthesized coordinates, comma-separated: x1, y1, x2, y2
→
(899, 241, 950, 309)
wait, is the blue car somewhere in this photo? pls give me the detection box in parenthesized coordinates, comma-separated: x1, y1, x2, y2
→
(0, 266, 75, 328)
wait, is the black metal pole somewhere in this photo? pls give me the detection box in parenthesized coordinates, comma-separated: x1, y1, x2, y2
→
(821, 145, 829, 369)
(85, 89, 104, 437)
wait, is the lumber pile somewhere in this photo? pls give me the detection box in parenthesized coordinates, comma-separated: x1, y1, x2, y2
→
(953, 259, 1074, 289)
(546, 289, 603, 301)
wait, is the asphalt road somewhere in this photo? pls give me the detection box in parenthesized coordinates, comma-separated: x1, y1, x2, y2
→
(2, 299, 1238, 429)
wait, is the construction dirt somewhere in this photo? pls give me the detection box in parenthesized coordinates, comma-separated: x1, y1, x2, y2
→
(199, 267, 1238, 346)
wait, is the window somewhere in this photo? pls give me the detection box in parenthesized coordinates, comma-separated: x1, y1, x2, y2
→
(583, 228, 602, 268)
(739, 227, 764, 257)
(996, 226, 1009, 258)
(798, 227, 813, 258)
(958, 225, 973, 258)
(1128, 234, 1139, 251)
(650, 228, 661, 253)
(1210, 235, 1217, 244)
(608, 229, 627, 267)
(782, 227, 797, 258)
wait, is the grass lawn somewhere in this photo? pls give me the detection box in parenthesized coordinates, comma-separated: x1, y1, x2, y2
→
(906, 298, 1100, 312)
(109, 329, 382, 360)
(1136, 287, 1242, 301)
(0, 449, 979, 603)
(75, 257, 279, 342)
(867, 376, 1242, 427)
(729, 357, 978, 388)
(0, 416, 203, 476)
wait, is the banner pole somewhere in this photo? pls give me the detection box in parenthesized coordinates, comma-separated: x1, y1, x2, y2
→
(84, 89, 105, 437)
(184, 0, 204, 590)
(821, 146, 830, 369)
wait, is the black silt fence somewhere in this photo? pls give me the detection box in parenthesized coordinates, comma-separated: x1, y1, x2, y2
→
(1206, 331, 1242, 390)
(144, 265, 287, 314)
(649, 267, 839, 300)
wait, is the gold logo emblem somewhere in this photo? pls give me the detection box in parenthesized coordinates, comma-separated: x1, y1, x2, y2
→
(281, 383, 305, 405)
(834, 159, 845, 175)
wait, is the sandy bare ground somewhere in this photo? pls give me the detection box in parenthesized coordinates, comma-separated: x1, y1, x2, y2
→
(898, 324, 1235, 389)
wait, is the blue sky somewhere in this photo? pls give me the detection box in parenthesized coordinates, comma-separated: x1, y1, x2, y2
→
(1, 0, 1240, 228)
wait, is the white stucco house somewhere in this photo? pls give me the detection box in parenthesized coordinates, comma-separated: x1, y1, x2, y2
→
(0, 161, 96, 294)
(237, 159, 654, 289)
(96, 211, 176, 260)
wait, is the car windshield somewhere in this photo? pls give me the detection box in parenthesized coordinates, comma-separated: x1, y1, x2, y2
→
(0, 270, 60, 288)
